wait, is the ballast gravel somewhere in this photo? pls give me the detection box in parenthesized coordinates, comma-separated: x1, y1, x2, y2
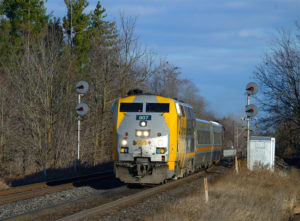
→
(93, 178, 203, 221)
(0, 166, 227, 221)
(0, 178, 125, 220)
(90, 167, 226, 221)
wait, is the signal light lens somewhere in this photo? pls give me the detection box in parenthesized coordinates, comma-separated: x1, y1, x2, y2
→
(250, 87, 254, 91)
(143, 130, 150, 137)
(125, 132, 128, 136)
(121, 139, 128, 146)
(157, 133, 161, 137)
(136, 130, 142, 137)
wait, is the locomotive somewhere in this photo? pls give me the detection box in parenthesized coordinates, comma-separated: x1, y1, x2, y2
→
(111, 92, 223, 184)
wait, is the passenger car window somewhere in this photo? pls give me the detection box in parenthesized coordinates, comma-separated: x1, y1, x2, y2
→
(120, 103, 143, 112)
(146, 103, 169, 112)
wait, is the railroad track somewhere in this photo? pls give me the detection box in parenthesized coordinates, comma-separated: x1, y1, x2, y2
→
(0, 171, 114, 206)
(58, 170, 209, 221)
(2, 164, 227, 221)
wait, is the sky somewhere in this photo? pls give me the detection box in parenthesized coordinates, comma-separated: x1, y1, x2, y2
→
(45, 0, 300, 118)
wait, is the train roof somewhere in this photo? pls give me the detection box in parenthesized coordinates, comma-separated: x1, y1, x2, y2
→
(196, 119, 223, 127)
(121, 94, 193, 108)
(196, 119, 211, 125)
(210, 121, 222, 126)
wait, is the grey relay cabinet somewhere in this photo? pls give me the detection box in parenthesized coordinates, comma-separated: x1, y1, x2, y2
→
(249, 136, 275, 171)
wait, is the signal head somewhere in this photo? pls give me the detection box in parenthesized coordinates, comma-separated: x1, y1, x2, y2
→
(76, 103, 89, 116)
(76, 81, 89, 94)
(245, 104, 258, 117)
(246, 82, 258, 95)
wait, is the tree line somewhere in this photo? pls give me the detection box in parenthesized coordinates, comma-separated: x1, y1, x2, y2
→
(254, 24, 300, 158)
(0, 0, 215, 177)
(2, 0, 294, 178)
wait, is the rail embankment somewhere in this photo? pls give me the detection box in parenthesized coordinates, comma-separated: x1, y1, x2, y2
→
(147, 163, 300, 221)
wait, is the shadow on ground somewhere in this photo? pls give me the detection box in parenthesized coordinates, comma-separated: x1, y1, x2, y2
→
(284, 157, 300, 169)
(5, 161, 122, 190)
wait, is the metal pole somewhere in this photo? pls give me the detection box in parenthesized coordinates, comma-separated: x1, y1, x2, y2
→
(77, 94, 81, 161)
(236, 125, 239, 151)
(233, 122, 236, 148)
(247, 95, 250, 169)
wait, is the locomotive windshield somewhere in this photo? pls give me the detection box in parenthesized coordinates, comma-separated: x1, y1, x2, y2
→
(146, 103, 169, 113)
(120, 103, 143, 112)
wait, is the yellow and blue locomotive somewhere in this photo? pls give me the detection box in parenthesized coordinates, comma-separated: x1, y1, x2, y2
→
(111, 92, 223, 184)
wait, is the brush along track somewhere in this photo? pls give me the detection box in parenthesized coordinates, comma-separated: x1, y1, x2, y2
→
(0, 171, 113, 206)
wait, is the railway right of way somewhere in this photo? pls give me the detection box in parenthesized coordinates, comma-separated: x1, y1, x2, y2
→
(6, 163, 230, 221)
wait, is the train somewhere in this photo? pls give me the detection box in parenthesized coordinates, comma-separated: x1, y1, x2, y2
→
(111, 91, 224, 184)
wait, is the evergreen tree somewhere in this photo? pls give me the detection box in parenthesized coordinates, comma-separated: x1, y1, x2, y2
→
(1, 0, 48, 41)
(63, 0, 90, 72)
(89, 1, 118, 47)
(0, 0, 49, 65)
(0, 17, 12, 66)
(46, 17, 64, 50)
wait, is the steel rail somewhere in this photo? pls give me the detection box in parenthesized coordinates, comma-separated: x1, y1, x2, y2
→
(0, 171, 113, 206)
(2, 165, 225, 221)
(1, 182, 136, 221)
(58, 168, 212, 221)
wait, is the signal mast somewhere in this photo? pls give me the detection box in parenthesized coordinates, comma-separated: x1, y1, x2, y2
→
(75, 81, 89, 171)
(245, 82, 258, 169)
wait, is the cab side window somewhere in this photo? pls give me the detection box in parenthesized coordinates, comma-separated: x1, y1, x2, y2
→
(180, 105, 185, 117)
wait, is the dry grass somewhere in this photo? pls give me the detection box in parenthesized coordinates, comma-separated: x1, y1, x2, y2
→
(146, 164, 300, 221)
(0, 179, 9, 189)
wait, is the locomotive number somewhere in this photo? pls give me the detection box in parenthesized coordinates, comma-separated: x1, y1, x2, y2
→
(135, 140, 147, 146)
(136, 115, 151, 120)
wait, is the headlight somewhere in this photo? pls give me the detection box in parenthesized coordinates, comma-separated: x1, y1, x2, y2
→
(143, 130, 150, 137)
(121, 139, 128, 146)
(140, 121, 147, 127)
(136, 130, 142, 137)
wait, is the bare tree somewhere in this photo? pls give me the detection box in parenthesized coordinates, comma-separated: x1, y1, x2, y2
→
(3, 31, 74, 174)
(0, 76, 14, 175)
(117, 13, 156, 96)
(254, 27, 300, 155)
(150, 60, 181, 98)
(84, 35, 119, 164)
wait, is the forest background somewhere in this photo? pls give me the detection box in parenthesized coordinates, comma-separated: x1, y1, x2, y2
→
(0, 0, 299, 178)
